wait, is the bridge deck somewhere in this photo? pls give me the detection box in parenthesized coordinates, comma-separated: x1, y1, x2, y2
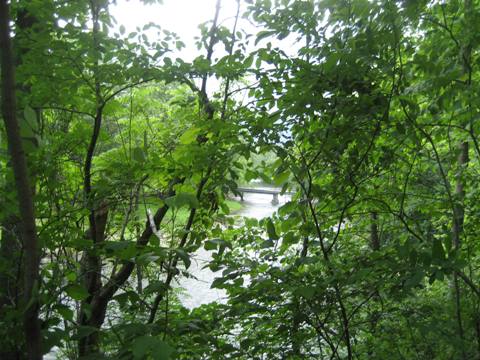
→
(236, 187, 293, 195)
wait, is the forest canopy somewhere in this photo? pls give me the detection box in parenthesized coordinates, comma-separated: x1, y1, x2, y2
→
(1, 0, 480, 359)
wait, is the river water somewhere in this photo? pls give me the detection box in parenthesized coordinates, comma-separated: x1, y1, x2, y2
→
(177, 191, 289, 309)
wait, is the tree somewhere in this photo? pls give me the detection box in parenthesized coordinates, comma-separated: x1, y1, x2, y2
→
(0, 0, 41, 358)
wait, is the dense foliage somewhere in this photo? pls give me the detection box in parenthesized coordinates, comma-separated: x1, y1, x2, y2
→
(1, 0, 480, 359)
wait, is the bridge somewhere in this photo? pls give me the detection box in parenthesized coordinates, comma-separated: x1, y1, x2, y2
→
(236, 187, 292, 205)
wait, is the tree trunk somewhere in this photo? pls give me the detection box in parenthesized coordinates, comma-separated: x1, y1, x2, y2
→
(77, 1, 105, 355)
(451, 2, 472, 357)
(452, 141, 469, 360)
(0, 1, 42, 358)
(0, 5, 41, 358)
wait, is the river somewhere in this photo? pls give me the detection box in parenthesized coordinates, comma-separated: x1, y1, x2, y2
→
(177, 190, 289, 309)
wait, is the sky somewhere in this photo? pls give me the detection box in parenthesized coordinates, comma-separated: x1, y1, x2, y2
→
(111, 0, 247, 62)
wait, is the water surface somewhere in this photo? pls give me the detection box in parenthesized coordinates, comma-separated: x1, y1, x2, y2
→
(177, 191, 290, 308)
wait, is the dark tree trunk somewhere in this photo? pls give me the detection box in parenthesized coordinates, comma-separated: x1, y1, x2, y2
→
(452, 140, 469, 360)
(451, 1, 472, 357)
(0, 1, 42, 358)
(1, 5, 42, 358)
(77, 1, 105, 355)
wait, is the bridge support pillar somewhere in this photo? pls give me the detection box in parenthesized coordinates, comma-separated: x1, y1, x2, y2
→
(240, 192, 244, 201)
(271, 193, 279, 205)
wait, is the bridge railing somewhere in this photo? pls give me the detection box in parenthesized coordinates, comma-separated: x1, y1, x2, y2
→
(234, 187, 293, 205)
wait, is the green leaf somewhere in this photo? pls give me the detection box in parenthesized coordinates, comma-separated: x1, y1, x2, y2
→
(65, 271, 77, 282)
(405, 270, 424, 289)
(179, 126, 200, 145)
(273, 171, 289, 186)
(255, 30, 275, 45)
(245, 218, 258, 227)
(56, 304, 74, 322)
(243, 54, 254, 68)
(65, 284, 89, 301)
(204, 240, 217, 251)
(144, 281, 168, 295)
(266, 218, 279, 240)
(113, 292, 130, 308)
(204, 238, 230, 251)
(432, 238, 445, 263)
(175, 249, 191, 269)
(211, 277, 226, 289)
(260, 239, 274, 248)
(132, 336, 174, 360)
(133, 147, 147, 162)
(42, 328, 65, 355)
(296, 286, 315, 300)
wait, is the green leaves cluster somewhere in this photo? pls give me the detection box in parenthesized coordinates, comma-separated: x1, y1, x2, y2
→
(3, 0, 480, 359)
